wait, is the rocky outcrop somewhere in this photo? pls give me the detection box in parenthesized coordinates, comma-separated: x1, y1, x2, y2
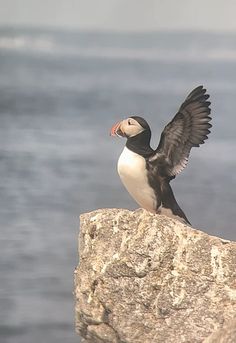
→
(74, 209, 236, 343)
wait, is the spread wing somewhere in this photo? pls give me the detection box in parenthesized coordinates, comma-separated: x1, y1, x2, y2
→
(151, 86, 212, 177)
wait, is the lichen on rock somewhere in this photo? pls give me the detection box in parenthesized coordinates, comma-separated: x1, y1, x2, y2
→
(74, 208, 236, 343)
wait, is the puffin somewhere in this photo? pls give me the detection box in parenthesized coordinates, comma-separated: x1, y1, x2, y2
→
(110, 86, 212, 225)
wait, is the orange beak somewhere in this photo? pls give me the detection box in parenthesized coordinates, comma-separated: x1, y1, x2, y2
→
(110, 121, 122, 137)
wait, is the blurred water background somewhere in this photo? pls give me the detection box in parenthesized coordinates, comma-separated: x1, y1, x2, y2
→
(0, 27, 236, 343)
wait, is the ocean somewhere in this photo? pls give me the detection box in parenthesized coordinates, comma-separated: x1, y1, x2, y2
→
(0, 27, 235, 343)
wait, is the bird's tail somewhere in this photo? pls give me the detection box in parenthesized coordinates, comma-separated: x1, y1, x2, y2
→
(159, 181, 191, 225)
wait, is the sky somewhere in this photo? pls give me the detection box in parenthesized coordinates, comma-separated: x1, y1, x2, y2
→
(1, 0, 236, 32)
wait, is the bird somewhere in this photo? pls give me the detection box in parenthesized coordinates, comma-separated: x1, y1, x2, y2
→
(110, 86, 212, 225)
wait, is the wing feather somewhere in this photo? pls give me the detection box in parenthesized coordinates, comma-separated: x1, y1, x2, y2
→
(151, 86, 212, 177)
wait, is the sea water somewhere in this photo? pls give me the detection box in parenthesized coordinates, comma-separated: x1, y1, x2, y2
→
(0, 27, 236, 343)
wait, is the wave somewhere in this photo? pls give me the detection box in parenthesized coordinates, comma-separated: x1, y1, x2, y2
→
(0, 35, 55, 52)
(1, 32, 236, 63)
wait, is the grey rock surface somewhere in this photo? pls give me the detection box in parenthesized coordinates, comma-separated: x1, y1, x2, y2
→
(74, 208, 236, 343)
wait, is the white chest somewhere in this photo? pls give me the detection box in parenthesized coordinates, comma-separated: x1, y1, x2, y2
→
(117, 147, 157, 212)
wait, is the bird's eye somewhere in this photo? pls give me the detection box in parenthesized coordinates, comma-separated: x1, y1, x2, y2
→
(128, 119, 132, 125)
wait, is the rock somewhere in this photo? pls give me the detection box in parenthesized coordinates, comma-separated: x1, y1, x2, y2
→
(204, 317, 236, 343)
(74, 208, 236, 343)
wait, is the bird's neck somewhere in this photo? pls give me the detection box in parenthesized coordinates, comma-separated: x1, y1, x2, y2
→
(126, 130, 153, 157)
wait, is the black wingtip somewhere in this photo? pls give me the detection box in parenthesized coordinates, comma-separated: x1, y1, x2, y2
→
(185, 85, 209, 103)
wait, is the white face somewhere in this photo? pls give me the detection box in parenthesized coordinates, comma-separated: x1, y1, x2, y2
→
(119, 118, 145, 137)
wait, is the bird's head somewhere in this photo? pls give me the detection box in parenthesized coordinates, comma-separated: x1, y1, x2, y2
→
(110, 116, 151, 138)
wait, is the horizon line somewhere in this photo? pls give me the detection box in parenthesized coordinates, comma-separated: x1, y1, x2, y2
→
(1, 23, 236, 36)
